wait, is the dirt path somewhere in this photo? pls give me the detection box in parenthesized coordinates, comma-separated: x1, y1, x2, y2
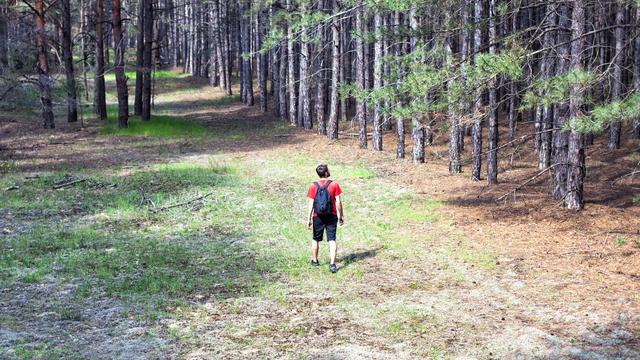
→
(1, 75, 638, 359)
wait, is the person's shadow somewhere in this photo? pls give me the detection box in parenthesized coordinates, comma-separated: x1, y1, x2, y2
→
(338, 246, 383, 269)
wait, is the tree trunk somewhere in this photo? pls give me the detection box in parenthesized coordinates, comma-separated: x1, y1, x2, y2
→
(61, 0, 78, 123)
(278, 38, 288, 119)
(134, 0, 144, 115)
(355, 2, 366, 148)
(111, 0, 128, 128)
(299, 0, 311, 129)
(566, 0, 586, 210)
(327, 0, 340, 140)
(94, 0, 108, 121)
(446, 13, 460, 173)
(394, 11, 404, 159)
(609, 0, 624, 149)
(486, 0, 498, 185)
(470, 0, 482, 181)
(80, 0, 90, 100)
(316, 11, 326, 135)
(141, 0, 153, 121)
(552, 4, 571, 200)
(538, 2, 556, 169)
(240, 0, 253, 106)
(634, 6, 640, 139)
(35, 0, 55, 128)
(257, 4, 267, 112)
(0, 1, 7, 73)
(286, 0, 297, 125)
(372, 12, 383, 151)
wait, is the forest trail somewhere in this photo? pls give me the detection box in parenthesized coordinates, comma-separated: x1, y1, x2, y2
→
(1, 74, 639, 359)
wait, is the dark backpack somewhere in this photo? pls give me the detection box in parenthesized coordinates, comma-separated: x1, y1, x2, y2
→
(313, 180, 333, 216)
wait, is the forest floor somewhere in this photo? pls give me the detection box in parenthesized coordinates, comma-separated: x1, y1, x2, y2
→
(1, 71, 639, 359)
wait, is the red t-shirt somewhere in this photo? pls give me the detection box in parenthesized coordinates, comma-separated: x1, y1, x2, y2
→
(307, 179, 342, 217)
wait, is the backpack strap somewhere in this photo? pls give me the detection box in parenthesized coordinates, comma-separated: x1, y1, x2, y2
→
(321, 180, 332, 189)
(313, 181, 320, 190)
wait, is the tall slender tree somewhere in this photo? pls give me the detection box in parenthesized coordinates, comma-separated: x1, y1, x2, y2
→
(486, 0, 498, 184)
(355, 2, 366, 148)
(609, 0, 625, 149)
(94, 0, 108, 121)
(134, 0, 144, 115)
(372, 11, 383, 151)
(112, 0, 128, 128)
(141, 0, 153, 121)
(470, 0, 482, 180)
(566, 0, 586, 210)
(299, 0, 311, 129)
(327, 0, 340, 140)
(60, 0, 78, 123)
(34, 0, 55, 128)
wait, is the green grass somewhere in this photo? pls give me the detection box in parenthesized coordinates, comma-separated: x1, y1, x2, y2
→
(99, 114, 208, 138)
(104, 69, 188, 81)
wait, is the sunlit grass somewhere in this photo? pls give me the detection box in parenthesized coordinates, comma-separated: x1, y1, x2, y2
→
(100, 114, 208, 138)
(104, 69, 188, 81)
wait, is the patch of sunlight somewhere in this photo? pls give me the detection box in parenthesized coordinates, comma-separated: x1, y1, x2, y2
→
(99, 114, 208, 138)
(104, 69, 187, 81)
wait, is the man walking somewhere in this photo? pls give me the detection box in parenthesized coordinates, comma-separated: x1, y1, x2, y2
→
(306, 164, 344, 273)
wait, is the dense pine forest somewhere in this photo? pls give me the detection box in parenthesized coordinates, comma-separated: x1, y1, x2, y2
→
(3, 0, 640, 209)
(1, 0, 640, 358)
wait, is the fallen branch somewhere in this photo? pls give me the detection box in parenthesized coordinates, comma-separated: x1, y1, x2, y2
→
(496, 164, 560, 202)
(53, 178, 86, 189)
(149, 191, 214, 213)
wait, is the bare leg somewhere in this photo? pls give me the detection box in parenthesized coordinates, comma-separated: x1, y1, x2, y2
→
(329, 241, 337, 264)
(312, 240, 319, 261)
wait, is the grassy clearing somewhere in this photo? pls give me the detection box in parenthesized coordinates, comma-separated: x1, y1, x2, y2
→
(1, 73, 486, 357)
(99, 114, 209, 138)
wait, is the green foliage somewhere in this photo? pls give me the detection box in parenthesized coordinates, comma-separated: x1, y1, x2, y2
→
(521, 69, 595, 110)
(568, 92, 640, 134)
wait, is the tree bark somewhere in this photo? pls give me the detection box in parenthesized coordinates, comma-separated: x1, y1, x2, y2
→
(286, 0, 297, 125)
(394, 11, 404, 159)
(552, 4, 571, 200)
(538, 2, 556, 169)
(355, 2, 366, 148)
(446, 13, 460, 173)
(134, 0, 144, 115)
(609, 0, 625, 149)
(486, 0, 498, 185)
(141, 0, 153, 121)
(299, 0, 311, 129)
(327, 0, 340, 140)
(470, 0, 482, 181)
(35, 0, 55, 128)
(257, 4, 267, 112)
(111, 0, 128, 128)
(634, 6, 640, 139)
(0, 1, 7, 73)
(61, 0, 78, 123)
(372, 12, 383, 151)
(94, 0, 108, 121)
(240, 0, 253, 106)
(316, 10, 326, 135)
(278, 38, 288, 119)
(566, 0, 586, 210)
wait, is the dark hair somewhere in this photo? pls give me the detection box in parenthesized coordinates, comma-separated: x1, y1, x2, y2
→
(316, 164, 330, 178)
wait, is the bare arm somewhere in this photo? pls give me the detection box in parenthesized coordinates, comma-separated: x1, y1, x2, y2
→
(306, 197, 314, 228)
(335, 195, 344, 225)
